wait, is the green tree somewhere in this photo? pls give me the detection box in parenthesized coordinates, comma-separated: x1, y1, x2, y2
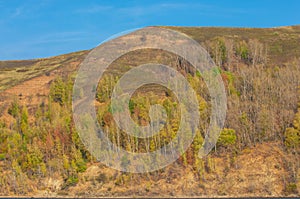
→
(8, 99, 20, 119)
(50, 77, 66, 105)
(284, 104, 300, 149)
(237, 41, 249, 61)
(284, 128, 300, 148)
(217, 128, 237, 148)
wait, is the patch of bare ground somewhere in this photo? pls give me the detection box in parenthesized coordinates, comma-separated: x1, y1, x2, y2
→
(0, 60, 82, 124)
(54, 142, 291, 197)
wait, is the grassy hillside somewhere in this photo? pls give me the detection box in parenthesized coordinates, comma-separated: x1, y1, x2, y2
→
(0, 50, 88, 91)
(167, 25, 300, 64)
(1, 25, 300, 90)
(0, 26, 300, 197)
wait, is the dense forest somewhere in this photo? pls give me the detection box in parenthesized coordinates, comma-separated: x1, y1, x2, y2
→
(0, 26, 300, 197)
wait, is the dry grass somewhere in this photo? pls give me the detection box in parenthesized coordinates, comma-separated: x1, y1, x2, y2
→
(0, 50, 88, 91)
(59, 142, 289, 197)
(164, 25, 300, 64)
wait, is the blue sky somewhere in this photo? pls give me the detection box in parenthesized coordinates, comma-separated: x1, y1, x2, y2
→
(0, 0, 299, 60)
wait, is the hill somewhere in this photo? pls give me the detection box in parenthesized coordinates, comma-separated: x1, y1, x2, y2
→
(0, 26, 299, 197)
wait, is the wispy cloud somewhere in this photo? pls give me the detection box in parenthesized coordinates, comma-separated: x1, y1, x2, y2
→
(0, 6, 23, 24)
(0, 1, 47, 25)
(10, 6, 23, 18)
(30, 31, 90, 44)
(74, 2, 247, 19)
(74, 3, 197, 16)
(0, 30, 92, 60)
(155, 2, 213, 10)
(75, 5, 113, 14)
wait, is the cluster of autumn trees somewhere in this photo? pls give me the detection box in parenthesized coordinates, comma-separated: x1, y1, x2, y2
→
(0, 77, 89, 194)
(94, 37, 300, 192)
(205, 37, 300, 147)
(207, 37, 300, 194)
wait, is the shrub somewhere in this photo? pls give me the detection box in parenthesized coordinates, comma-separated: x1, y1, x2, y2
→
(75, 159, 87, 173)
(236, 41, 249, 61)
(96, 173, 107, 183)
(284, 104, 300, 149)
(284, 183, 298, 195)
(0, 153, 5, 161)
(284, 128, 300, 148)
(217, 128, 237, 148)
(62, 175, 79, 189)
(7, 100, 20, 118)
(45, 71, 51, 76)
